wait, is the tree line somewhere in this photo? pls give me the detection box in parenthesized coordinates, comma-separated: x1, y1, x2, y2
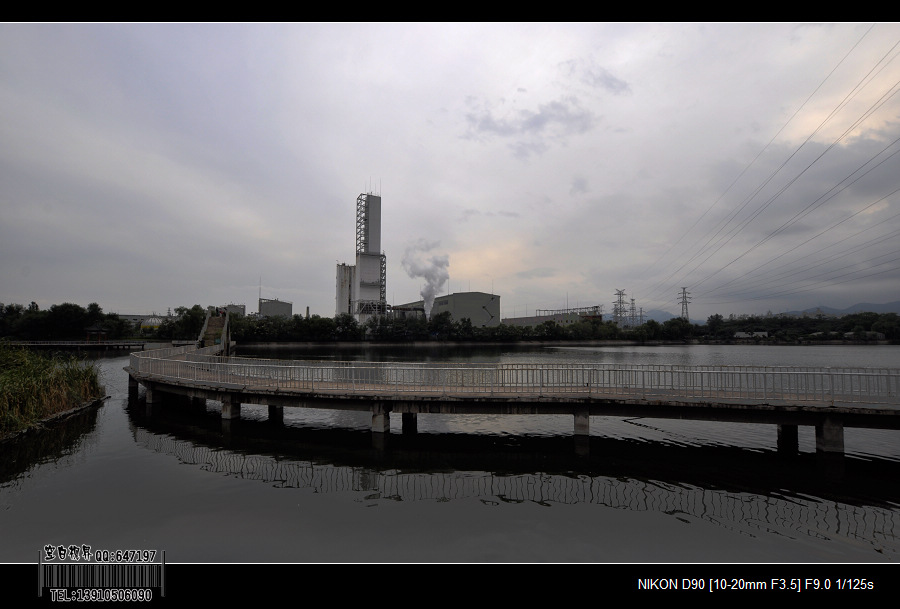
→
(0, 302, 134, 340)
(2, 301, 897, 343)
(232, 310, 899, 343)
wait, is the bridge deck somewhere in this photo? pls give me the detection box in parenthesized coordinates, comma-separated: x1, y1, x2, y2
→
(126, 346, 900, 432)
(124, 342, 900, 463)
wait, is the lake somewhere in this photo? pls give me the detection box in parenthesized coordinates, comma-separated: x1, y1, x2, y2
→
(2, 343, 899, 597)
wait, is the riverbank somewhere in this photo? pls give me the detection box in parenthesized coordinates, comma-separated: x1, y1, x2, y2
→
(0, 343, 105, 440)
(235, 338, 893, 350)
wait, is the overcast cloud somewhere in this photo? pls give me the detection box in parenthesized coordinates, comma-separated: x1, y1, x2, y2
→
(1, 22, 899, 321)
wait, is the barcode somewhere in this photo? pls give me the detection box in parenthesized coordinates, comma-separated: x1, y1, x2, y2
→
(41, 564, 163, 589)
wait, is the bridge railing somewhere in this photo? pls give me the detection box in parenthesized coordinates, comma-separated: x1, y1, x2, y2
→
(128, 351, 900, 404)
(10, 340, 148, 345)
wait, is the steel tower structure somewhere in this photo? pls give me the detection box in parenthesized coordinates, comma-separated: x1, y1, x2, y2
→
(679, 287, 691, 321)
(336, 192, 387, 322)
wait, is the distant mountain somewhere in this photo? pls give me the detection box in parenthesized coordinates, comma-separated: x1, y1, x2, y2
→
(643, 309, 679, 323)
(788, 301, 900, 316)
(605, 301, 898, 326)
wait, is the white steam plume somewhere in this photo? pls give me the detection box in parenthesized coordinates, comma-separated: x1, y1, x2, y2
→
(401, 239, 450, 317)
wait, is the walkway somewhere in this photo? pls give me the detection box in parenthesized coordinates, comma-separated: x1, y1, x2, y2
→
(124, 335, 900, 458)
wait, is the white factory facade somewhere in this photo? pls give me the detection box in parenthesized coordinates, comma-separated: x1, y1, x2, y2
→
(394, 292, 500, 327)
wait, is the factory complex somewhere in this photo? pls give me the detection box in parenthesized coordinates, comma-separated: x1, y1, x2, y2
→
(146, 191, 644, 331)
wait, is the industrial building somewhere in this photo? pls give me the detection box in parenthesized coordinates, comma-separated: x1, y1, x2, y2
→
(258, 297, 292, 318)
(501, 305, 603, 328)
(335, 193, 387, 324)
(395, 292, 501, 327)
(225, 304, 246, 316)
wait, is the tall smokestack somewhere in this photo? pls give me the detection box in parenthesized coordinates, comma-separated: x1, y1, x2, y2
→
(401, 239, 449, 317)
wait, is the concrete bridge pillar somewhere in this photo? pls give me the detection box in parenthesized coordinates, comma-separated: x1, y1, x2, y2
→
(777, 424, 799, 456)
(221, 396, 242, 420)
(371, 402, 391, 434)
(815, 416, 844, 455)
(402, 412, 417, 435)
(268, 405, 283, 424)
(187, 396, 206, 415)
(574, 409, 590, 437)
(145, 386, 162, 405)
(128, 376, 139, 402)
(815, 416, 845, 478)
(574, 408, 590, 457)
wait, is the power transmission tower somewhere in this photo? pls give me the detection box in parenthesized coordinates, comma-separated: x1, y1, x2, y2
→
(613, 290, 627, 327)
(679, 287, 691, 321)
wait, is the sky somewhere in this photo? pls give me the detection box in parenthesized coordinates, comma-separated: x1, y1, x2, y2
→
(2, 22, 899, 322)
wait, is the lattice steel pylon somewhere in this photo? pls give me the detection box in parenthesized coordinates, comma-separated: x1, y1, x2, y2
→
(356, 193, 369, 255)
(613, 289, 627, 327)
(679, 287, 691, 321)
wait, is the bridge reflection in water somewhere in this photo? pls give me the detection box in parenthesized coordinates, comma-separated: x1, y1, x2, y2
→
(127, 408, 900, 561)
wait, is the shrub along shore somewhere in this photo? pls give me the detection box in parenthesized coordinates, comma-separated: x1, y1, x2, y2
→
(0, 342, 104, 439)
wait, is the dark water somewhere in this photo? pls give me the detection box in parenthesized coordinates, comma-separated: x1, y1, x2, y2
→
(1, 344, 898, 571)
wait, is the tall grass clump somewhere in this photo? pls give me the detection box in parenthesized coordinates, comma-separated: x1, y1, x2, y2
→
(0, 342, 103, 437)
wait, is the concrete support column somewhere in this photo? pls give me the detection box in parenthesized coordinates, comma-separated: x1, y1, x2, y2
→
(815, 416, 845, 478)
(815, 416, 844, 455)
(402, 412, 417, 435)
(777, 424, 799, 456)
(144, 385, 164, 416)
(574, 409, 590, 437)
(188, 396, 206, 415)
(221, 396, 242, 420)
(574, 408, 590, 457)
(145, 386, 161, 405)
(128, 376, 139, 402)
(268, 405, 284, 424)
(371, 402, 391, 434)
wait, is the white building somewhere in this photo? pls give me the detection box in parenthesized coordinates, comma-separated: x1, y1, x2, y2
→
(336, 193, 387, 324)
(259, 297, 292, 318)
(395, 292, 500, 327)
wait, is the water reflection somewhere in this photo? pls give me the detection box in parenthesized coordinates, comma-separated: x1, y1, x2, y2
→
(0, 403, 103, 488)
(127, 398, 900, 559)
(238, 342, 900, 369)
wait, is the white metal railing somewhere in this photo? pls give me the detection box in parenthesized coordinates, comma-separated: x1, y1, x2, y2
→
(128, 348, 900, 405)
(9, 340, 148, 345)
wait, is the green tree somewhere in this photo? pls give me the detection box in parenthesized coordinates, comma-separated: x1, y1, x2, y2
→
(706, 314, 724, 337)
(307, 315, 336, 341)
(454, 318, 475, 341)
(642, 319, 661, 340)
(47, 303, 88, 339)
(334, 313, 361, 341)
(428, 312, 455, 341)
(661, 317, 693, 340)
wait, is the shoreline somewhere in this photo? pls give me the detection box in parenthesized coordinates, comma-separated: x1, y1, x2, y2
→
(0, 344, 107, 441)
(0, 394, 107, 444)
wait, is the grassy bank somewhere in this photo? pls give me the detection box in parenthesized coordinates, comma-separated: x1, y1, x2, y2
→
(0, 342, 104, 438)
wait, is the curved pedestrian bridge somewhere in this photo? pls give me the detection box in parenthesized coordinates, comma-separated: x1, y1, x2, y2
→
(125, 343, 900, 458)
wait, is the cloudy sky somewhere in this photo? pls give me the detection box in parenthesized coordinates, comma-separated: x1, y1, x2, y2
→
(2, 23, 899, 321)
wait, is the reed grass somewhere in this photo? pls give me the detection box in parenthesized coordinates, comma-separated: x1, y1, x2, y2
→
(0, 342, 103, 437)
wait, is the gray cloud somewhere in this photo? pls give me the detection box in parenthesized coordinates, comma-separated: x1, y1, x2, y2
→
(517, 267, 557, 279)
(465, 97, 594, 140)
(560, 58, 631, 95)
(2, 23, 898, 320)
